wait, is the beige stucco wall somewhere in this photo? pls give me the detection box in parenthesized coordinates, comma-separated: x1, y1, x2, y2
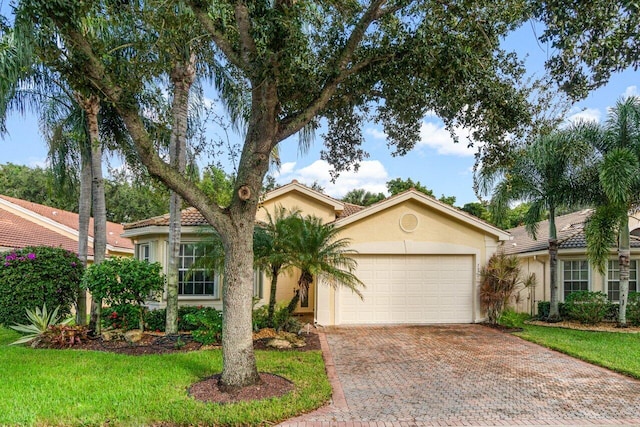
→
(258, 191, 337, 224)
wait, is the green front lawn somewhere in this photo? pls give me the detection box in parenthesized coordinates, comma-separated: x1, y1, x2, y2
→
(517, 323, 640, 378)
(0, 328, 331, 426)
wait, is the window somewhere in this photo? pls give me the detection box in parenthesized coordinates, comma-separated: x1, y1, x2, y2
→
(563, 260, 589, 298)
(179, 243, 218, 297)
(608, 259, 638, 301)
(136, 243, 150, 262)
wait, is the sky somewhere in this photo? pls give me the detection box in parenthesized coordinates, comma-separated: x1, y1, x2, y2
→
(0, 9, 638, 207)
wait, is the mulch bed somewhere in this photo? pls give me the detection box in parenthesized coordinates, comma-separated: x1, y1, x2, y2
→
(189, 373, 295, 404)
(73, 330, 321, 356)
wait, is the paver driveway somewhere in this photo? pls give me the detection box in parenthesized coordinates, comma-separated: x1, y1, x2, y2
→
(280, 325, 640, 426)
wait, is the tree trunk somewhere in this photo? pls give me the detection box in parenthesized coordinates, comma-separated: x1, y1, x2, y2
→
(79, 94, 106, 335)
(267, 265, 280, 327)
(619, 220, 630, 327)
(76, 139, 92, 325)
(548, 208, 560, 321)
(219, 220, 261, 391)
(166, 55, 195, 335)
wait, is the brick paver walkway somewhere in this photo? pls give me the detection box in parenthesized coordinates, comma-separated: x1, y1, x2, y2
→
(279, 325, 640, 426)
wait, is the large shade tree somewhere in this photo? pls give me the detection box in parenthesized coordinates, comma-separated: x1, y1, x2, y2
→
(477, 129, 592, 320)
(12, 0, 568, 389)
(583, 97, 640, 326)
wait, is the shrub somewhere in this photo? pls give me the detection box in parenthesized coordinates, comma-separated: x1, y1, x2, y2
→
(479, 253, 536, 325)
(537, 301, 568, 319)
(564, 291, 609, 324)
(144, 306, 207, 332)
(102, 304, 141, 331)
(183, 307, 223, 345)
(253, 303, 302, 333)
(498, 309, 528, 328)
(82, 258, 164, 330)
(627, 292, 640, 326)
(0, 247, 82, 326)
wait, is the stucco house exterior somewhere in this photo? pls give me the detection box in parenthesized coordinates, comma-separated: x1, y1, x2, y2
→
(0, 194, 134, 259)
(504, 209, 640, 315)
(122, 181, 510, 326)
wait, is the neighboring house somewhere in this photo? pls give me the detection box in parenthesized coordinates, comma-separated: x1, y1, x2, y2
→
(122, 181, 510, 325)
(0, 194, 134, 259)
(504, 209, 640, 315)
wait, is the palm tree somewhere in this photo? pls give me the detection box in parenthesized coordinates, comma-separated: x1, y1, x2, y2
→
(583, 97, 640, 326)
(285, 215, 364, 316)
(477, 129, 592, 320)
(253, 206, 301, 326)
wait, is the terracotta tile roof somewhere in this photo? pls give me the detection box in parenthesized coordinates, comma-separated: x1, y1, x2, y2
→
(123, 207, 210, 229)
(337, 203, 365, 219)
(0, 195, 133, 252)
(0, 208, 85, 254)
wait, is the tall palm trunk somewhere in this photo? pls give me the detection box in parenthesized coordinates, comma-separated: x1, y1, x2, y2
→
(619, 220, 630, 327)
(267, 264, 281, 327)
(166, 55, 196, 335)
(76, 139, 92, 325)
(548, 207, 560, 321)
(78, 94, 106, 334)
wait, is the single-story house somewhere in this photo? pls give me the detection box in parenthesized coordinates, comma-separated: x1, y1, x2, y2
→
(122, 181, 511, 326)
(0, 194, 134, 259)
(504, 209, 640, 315)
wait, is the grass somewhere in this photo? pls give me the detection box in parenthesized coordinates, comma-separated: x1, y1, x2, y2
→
(514, 318, 640, 379)
(0, 327, 331, 426)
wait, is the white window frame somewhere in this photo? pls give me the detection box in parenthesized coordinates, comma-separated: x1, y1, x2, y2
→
(136, 243, 151, 262)
(178, 243, 219, 299)
(607, 259, 638, 302)
(562, 259, 590, 300)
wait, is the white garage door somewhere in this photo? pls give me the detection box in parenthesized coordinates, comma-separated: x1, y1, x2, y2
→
(337, 254, 474, 324)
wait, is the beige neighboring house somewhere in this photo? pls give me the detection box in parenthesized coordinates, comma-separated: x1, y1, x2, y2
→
(0, 194, 134, 259)
(503, 209, 640, 315)
(122, 181, 510, 325)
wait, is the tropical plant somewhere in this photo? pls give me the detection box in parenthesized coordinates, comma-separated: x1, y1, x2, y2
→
(285, 215, 364, 315)
(583, 97, 640, 326)
(342, 188, 386, 206)
(183, 307, 223, 345)
(9, 304, 73, 346)
(477, 129, 592, 320)
(479, 253, 535, 325)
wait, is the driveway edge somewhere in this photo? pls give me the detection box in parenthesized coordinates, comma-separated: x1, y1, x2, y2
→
(318, 328, 348, 409)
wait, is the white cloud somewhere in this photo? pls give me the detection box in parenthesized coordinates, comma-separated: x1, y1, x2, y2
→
(364, 127, 387, 140)
(273, 161, 296, 178)
(416, 120, 477, 157)
(275, 159, 389, 198)
(624, 85, 639, 98)
(565, 108, 601, 124)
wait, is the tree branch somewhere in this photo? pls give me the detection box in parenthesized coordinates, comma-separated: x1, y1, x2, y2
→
(235, 2, 257, 67)
(185, 1, 245, 70)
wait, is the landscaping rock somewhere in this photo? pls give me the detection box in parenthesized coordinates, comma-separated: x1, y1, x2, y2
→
(279, 331, 306, 347)
(266, 338, 292, 349)
(124, 329, 144, 343)
(101, 329, 124, 342)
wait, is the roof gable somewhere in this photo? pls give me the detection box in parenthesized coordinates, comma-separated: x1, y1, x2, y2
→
(261, 180, 345, 212)
(335, 189, 511, 240)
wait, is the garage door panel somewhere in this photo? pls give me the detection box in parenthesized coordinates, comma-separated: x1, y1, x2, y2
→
(338, 255, 473, 324)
